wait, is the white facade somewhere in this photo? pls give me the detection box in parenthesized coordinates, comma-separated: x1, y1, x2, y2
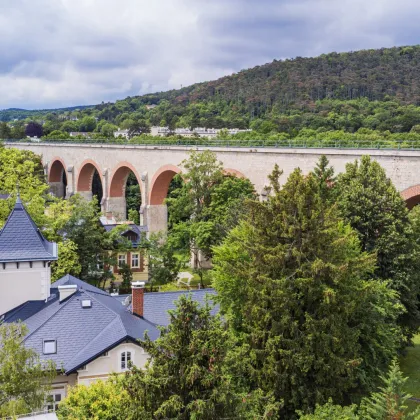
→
(0, 261, 52, 315)
(114, 129, 130, 139)
(45, 342, 149, 399)
(150, 126, 252, 138)
(77, 341, 149, 386)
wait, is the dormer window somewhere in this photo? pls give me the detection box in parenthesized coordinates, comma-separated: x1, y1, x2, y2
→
(43, 340, 57, 354)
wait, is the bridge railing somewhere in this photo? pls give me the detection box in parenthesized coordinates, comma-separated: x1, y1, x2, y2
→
(4, 138, 420, 150)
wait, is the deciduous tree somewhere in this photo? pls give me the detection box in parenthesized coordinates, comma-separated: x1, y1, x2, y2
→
(57, 376, 130, 420)
(0, 323, 55, 418)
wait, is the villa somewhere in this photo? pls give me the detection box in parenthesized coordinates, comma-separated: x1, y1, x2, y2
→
(0, 196, 215, 410)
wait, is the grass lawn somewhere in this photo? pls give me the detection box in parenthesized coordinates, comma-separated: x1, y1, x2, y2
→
(399, 334, 420, 411)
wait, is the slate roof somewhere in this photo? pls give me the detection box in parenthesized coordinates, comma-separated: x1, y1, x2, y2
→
(102, 223, 147, 247)
(143, 289, 218, 326)
(0, 196, 57, 262)
(3, 275, 217, 374)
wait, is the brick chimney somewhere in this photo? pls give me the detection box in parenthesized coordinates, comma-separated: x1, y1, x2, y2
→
(131, 281, 145, 317)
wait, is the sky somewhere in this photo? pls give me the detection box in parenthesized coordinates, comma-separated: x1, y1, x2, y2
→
(1, 0, 420, 109)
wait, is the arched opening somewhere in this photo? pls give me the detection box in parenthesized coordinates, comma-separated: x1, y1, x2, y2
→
(77, 161, 103, 207)
(48, 159, 67, 198)
(109, 163, 142, 222)
(149, 165, 182, 205)
(402, 185, 420, 210)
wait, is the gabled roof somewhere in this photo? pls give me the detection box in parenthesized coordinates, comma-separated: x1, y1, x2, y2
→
(0, 196, 57, 262)
(3, 275, 218, 375)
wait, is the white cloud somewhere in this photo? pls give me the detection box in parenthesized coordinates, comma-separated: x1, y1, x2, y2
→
(1, 0, 420, 108)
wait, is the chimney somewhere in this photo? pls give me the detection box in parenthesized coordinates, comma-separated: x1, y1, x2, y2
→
(58, 284, 77, 302)
(131, 281, 145, 317)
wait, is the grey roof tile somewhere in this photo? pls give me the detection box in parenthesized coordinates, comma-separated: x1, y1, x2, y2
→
(4, 276, 218, 374)
(143, 289, 218, 327)
(0, 197, 57, 262)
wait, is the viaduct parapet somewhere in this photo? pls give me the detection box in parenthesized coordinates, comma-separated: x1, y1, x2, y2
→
(6, 142, 420, 232)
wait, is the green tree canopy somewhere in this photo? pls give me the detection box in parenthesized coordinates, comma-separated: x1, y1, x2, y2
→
(166, 150, 256, 277)
(0, 323, 56, 418)
(336, 155, 420, 342)
(0, 147, 49, 228)
(57, 376, 130, 420)
(213, 165, 402, 418)
(122, 295, 247, 419)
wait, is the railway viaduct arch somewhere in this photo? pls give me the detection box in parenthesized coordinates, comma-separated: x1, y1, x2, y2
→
(7, 142, 420, 233)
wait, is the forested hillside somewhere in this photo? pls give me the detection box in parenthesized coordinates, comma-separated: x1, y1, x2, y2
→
(0, 105, 93, 122)
(4, 45, 420, 140)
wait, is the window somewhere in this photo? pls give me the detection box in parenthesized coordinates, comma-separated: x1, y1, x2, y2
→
(43, 340, 56, 354)
(131, 253, 139, 268)
(45, 389, 64, 412)
(118, 254, 127, 268)
(121, 351, 132, 370)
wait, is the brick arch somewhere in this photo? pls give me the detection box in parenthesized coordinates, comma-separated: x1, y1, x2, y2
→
(109, 162, 142, 198)
(48, 157, 66, 182)
(76, 159, 102, 192)
(401, 185, 420, 209)
(223, 168, 246, 178)
(149, 164, 182, 205)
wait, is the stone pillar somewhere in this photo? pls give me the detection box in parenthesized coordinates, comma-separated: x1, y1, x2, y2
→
(106, 197, 127, 220)
(140, 171, 149, 226)
(66, 165, 75, 197)
(49, 182, 65, 198)
(146, 204, 168, 235)
(78, 191, 93, 201)
(101, 169, 109, 214)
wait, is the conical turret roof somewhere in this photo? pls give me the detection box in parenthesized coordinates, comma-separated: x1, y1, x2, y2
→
(0, 195, 57, 262)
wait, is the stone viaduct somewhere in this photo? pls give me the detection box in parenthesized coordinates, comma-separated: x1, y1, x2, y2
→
(6, 142, 420, 233)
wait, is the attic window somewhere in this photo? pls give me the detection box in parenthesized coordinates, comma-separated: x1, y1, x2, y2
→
(81, 299, 92, 308)
(43, 340, 57, 354)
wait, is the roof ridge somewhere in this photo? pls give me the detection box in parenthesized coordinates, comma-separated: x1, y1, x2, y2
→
(18, 203, 52, 255)
(145, 288, 215, 296)
(83, 289, 122, 316)
(23, 294, 75, 341)
(66, 318, 124, 371)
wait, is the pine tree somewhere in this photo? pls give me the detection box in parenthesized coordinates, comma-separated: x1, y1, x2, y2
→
(360, 360, 420, 419)
(337, 155, 420, 342)
(213, 165, 403, 418)
(122, 295, 248, 419)
(312, 155, 336, 203)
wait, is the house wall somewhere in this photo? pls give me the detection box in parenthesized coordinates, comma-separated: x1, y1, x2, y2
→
(113, 250, 148, 283)
(77, 341, 149, 386)
(0, 261, 51, 315)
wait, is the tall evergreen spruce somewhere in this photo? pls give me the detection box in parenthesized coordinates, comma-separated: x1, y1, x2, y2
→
(312, 155, 336, 203)
(213, 166, 402, 418)
(122, 295, 247, 419)
(337, 155, 420, 342)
